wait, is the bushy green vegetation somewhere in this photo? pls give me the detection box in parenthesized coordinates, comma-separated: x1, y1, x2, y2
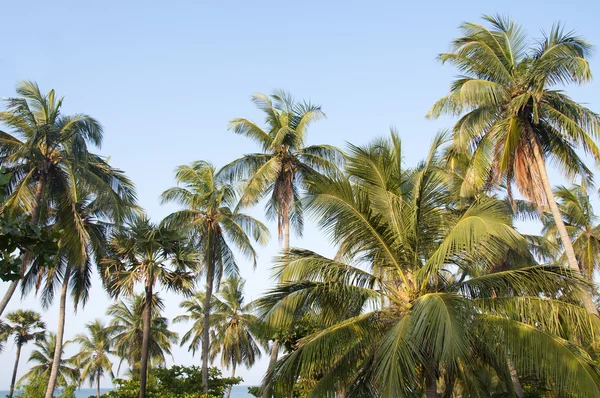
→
(104, 366, 240, 398)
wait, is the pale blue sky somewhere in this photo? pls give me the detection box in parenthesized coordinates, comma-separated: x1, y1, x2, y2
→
(1, 0, 600, 389)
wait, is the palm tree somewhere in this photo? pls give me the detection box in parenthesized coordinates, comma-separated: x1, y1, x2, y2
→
(72, 320, 115, 398)
(427, 15, 600, 314)
(25, 185, 136, 398)
(102, 218, 195, 398)
(221, 91, 343, 382)
(210, 277, 264, 398)
(107, 293, 178, 374)
(0, 81, 136, 316)
(4, 309, 46, 398)
(544, 185, 600, 280)
(0, 319, 8, 352)
(174, 291, 216, 355)
(176, 278, 264, 398)
(257, 133, 600, 397)
(161, 161, 269, 392)
(18, 332, 79, 387)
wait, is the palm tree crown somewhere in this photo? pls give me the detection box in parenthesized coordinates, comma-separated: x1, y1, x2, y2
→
(221, 90, 343, 245)
(161, 160, 269, 392)
(4, 309, 46, 398)
(427, 14, 600, 315)
(0, 81, 136, 285)
(106, 293, 178, 373)
(72, 319, 116, 398)
(101, 215, 196, 398)
(257, 133, 600, 397)
(18, 332, 79, 386)
(209, 276, 264, 369)
(544, 185, 600, 279)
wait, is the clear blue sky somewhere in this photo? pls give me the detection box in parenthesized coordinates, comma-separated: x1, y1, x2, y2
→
(2, 0, 600, 389)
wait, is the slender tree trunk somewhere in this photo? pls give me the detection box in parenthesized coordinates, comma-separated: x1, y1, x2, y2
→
(529, 133, 599, 315)
(0, 283, 19, 318)
(139, 284, 153, 398)
(336, 385, 347, 398)
(0, 174, 46, 316)
(225, 363, 236, 398)
(506, 357, 524, 398)
(97, 372, 101, 398)
(425, 375, 437, 398)
(267, 338, 280, 373)
(263, 210, 289, 398)
(45, 266, 72, 398)
(8, 344, 22, 398)
(202, 229, 215, 394)
(282, 210, 290, 251)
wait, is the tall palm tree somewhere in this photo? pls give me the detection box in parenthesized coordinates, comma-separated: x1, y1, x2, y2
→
(4, 309, 46, 398)
(107, 294, 178, 373)
(221, 91, 343, 381)
(174, 291, 216, 355)
(544, 185, 600, 280)
(176, 278, 264, 398)
(18, 332, 79, 387)
(72, 320, 115, 398)
(161, 161, 269, 392)
(257, 133, 600, 397)
(0, 81, 136, 316)
(102, 219, 196, 398)
(26, 185, 136, 398)
(427, 15, 600, 314)
(210, 277, 264, 398)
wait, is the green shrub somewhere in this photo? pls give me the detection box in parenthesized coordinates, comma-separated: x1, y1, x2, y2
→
(104, 365, 241, 398)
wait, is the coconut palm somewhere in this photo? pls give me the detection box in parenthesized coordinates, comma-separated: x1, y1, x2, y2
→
(72, 320, 115, 398)
(210, 277, 264, 398)
(174, 291, 217, 355)
(257, 133, 600, 397)
(0, 319, 8, 352)
(4, 309, 46, 398)
(161, 161, 269, 392)
(427, 15, 600, 314)
(0, 81, 136, 316)
(543, 185, 600, 280)
(107, 293, 178, 374)
(101, 216, 196, 398)
(220, 91, 343, 385)
(18, 332, 79, 387)
(23, 184, 136, 398)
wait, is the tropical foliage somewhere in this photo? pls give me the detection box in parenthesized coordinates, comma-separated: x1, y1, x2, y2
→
(2, 13, 600, 398)
(427, 15, 600, 314)
(17, 332, 79, 387)
(161, 161, 268, 392)
(106, 294, 178, 373)
(257, 133, 600, 397)
(101, 216, 197, 397)
(176, 277, 264, 398)
(72, 320, 115, 398)
(4, 310, 46, 398)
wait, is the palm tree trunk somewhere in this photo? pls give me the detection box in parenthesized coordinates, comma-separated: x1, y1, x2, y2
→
(9, 343, 22, 398)
(425, 375, 437, 398)
(507, 357, 524, 398)
(0, 176, 46, 316)
(202, 230, 215, 394)
(45, 266, 72, 398)
(262, 210, 289, 398)
(139, 284, 153, 398)
(225, 363, 236, 398)
(529, 132, 599, 315)
(97, 372, 101, 398)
